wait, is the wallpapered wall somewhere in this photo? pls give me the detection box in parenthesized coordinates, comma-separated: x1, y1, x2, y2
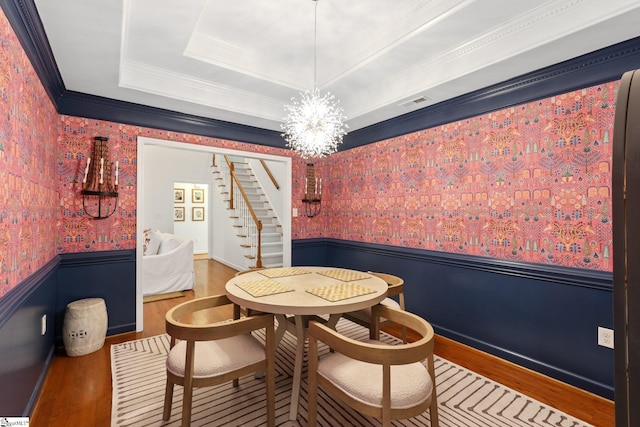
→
(56, 118, 296, 256)
(61, 81, 612, 273)
(0, 10, 58, 296)
(0, 6, 616, 298)
(320, 84, 616, 272)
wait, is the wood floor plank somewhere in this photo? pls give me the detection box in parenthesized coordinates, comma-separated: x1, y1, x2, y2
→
(434, 334, 614, 427)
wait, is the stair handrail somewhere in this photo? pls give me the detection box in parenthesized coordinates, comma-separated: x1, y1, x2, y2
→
(224, 155, 263, 268)
(260, 159, 280, 190)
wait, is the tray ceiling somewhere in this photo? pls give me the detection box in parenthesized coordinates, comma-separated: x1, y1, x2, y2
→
(35, 0, 640, 132)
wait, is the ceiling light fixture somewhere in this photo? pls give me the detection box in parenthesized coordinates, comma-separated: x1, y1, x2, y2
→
(281, 0, 347, 158)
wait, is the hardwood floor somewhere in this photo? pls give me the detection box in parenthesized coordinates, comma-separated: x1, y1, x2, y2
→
(31, 259, 236, 427)
(30, 260, 614, 426)
(434, 335, 613, 426)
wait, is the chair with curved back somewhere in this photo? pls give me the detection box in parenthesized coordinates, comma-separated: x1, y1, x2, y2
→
(342, 271, 407, 341)
(307, 305, 439, 427)
(162, 294, 275, 427)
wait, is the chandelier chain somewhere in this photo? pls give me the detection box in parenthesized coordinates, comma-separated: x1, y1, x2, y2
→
(313, 0, 317, 88)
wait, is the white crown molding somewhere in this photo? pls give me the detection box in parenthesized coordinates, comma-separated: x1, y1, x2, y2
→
(341, 0, 640, 121)
(119, 60, 284, 122)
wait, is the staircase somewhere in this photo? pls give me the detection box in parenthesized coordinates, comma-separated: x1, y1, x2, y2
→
(213, 156, 284, 269)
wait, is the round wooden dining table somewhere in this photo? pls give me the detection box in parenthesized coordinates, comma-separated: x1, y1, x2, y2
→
(225, 266, 388, 421)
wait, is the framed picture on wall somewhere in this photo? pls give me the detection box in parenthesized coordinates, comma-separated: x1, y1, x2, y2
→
(174, 188, 185, 203)
(192, 188, 205, 203)
(174, 207, 185, 221)
(192, 207, 204, 221)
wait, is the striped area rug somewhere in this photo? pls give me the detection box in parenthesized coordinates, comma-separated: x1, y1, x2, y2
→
(111, 320, 593, 426)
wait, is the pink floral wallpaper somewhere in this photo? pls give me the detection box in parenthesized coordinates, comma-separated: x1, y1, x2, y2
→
(318, 84, 616, 271)
(0, 10, 59, 296)
(56, 118, 296, 254)
(0, 6, 616, 298)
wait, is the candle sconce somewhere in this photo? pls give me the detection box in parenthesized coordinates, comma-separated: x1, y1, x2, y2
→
(302, 163, 321, 217)
(81, 136, 119, 219)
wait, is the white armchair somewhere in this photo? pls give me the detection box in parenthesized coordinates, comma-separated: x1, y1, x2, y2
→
(142, 231, 195, 296)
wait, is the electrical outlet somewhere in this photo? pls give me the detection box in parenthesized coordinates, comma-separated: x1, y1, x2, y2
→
(292, 208, 298, 217)
(597, 326, 614, 349)
(41, 314, 47, 336)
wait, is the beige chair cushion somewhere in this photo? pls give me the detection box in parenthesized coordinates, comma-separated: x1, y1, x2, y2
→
(318, 340, 433, 409)
(167, 335, 265, 379)
(347, 297, 401, 322)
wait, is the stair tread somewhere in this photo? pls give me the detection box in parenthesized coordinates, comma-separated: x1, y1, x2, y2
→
(217, 160, 284, 268)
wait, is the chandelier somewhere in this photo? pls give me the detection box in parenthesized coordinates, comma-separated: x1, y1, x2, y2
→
(281, 0, 347, 158)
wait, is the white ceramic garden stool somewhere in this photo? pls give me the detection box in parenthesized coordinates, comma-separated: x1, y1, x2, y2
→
(63, 298, 108, 357)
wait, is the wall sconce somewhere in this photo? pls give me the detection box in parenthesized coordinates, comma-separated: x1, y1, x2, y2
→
(81, 136, 119, 219)
(302, 163, 321, 217)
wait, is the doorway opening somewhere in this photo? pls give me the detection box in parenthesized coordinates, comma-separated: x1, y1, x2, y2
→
(136, 136, 292, 331)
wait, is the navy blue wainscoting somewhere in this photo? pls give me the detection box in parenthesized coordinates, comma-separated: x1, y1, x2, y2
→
(293, 238, 614, 399)
(0, 258, 57, 416)
(56, 250, 136, 346)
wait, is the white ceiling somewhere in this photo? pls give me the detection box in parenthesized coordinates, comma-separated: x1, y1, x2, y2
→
(35, 0, 640, 133)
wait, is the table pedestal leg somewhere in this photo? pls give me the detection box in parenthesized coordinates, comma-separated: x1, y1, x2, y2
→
(326, 313, 341, 329)
(253, 315, 289, 381)
(287, 313, 343, 421)
(289, 314, 306, 421)
(274, 314, 288, 346)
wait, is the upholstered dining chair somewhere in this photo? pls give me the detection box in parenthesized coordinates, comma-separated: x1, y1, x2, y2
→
(342, 271, 407, 341)
(307, 305, 439, 427)
(162, 294, 275, 427)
